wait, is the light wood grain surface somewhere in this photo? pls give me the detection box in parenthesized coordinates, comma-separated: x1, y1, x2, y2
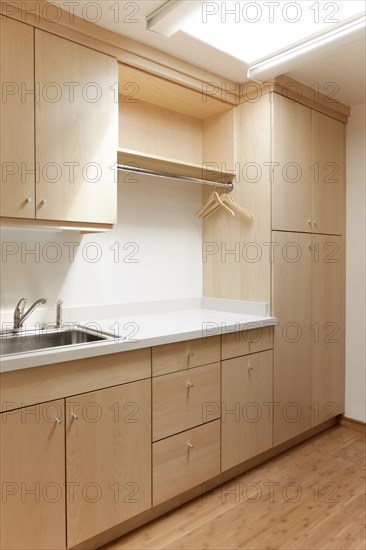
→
(0, 17, 35, 218)
(153, 363, 220, 441)
(67, 379, 151, 547)
(0, 400, 66, 550)
(101, 425, 365, 550)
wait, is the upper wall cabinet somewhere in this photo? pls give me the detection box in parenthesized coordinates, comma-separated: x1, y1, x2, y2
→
(272, 94, 345, 235)
(0, 20, 118, 230)
(118, 65, 236, 185)
(35, 30, 118, 225)
(0, 17, 35, 219)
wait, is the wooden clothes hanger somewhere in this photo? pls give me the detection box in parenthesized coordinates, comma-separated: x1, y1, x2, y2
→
(195, 191, 235, 220)
(195, 191, 254, 220)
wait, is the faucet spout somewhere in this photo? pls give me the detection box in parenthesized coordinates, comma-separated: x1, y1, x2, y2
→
(13, 297, 47, 330)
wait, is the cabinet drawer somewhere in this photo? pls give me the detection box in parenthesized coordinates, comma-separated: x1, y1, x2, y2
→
(153, 363, 220, 441)
(221, 326, 273, 360)
(153, 420, 220, 505)
(152, 336, 220, 376)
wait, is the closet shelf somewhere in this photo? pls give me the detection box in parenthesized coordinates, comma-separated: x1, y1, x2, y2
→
(117, 148, 236, 186)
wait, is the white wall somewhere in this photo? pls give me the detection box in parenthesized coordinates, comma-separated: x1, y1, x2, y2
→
(345, 102, 366, 422)
(0, 174, 203, 312)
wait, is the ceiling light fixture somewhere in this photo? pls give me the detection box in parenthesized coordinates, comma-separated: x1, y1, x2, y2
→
(247, 14, 366, 82)
(146, 0, 202, 38)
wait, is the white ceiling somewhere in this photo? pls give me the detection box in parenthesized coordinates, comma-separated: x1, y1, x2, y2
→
(52, 0, 366, 106)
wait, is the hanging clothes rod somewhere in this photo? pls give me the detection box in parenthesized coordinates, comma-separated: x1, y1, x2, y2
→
(117, 164, 234, 190)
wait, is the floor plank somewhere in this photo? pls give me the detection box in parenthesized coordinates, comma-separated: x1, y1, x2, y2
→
(101, 426, 366, 550)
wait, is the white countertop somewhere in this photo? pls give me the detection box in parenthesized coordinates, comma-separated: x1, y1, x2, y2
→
(0, 298, 277, 373)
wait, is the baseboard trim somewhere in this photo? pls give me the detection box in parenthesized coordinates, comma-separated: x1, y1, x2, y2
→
(338, 415, 366, 433)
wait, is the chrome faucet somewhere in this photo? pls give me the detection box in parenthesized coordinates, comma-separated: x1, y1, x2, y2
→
(56, 299, 63, 329)
(13, 297, 47, 330)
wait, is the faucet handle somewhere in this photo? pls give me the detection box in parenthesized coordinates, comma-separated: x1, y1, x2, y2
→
(15, 298, 27, 314)
(56, 299, 63, 329)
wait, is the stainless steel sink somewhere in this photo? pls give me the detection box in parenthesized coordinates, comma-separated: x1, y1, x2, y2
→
(0, 327, 111, 356)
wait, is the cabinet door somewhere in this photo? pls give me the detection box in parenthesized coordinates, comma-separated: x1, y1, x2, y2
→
(0, 17, 35, 218)
(221, 350, 273, 471)
(311, 235, 344, 425)
(0, 401, 66, 550)
(272, 232, 312, 445)
(272, 94, 312, 232)
(35, 30, 117, 224)
(66, 379, 151, 548)
(312, 111, 345, 235)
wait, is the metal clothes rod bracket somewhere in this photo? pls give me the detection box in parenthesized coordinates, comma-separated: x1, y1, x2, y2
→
(117, 164, 234, 191)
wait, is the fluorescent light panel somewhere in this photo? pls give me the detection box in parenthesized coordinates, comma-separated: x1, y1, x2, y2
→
(247, 14, 366, 80)
(181, 0, 365, 63)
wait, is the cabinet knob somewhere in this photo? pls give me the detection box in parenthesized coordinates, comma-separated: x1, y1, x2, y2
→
(187, 381, 194, 389)
(307, 219, 312, 225)
(312, 220, 317, 227)
(41, 199, 47, 206)
(187, 442, 194, 450)
(26, 197, 32, 204)
(71, 413, 78, 422)
(53, 417, 62, 426)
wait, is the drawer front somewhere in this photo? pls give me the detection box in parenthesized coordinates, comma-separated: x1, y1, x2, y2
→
(153, 363, 220, 441)
(153, 420, 220, 505)
(221, 326, 273, 360)
(152, 336, 220, 377)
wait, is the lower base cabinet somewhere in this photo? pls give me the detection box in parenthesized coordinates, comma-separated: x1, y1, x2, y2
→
(153, 420, 221, 506)
(221, 350, 273, 471)
(66, 379, 151, 548)
(0, 401, 66, 550)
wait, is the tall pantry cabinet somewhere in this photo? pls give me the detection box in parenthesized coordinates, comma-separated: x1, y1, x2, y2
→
(203, 86, 347, 446)
(272, 94, 345, 445)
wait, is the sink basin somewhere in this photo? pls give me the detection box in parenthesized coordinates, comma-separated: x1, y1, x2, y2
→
(0, 327, 111, 356)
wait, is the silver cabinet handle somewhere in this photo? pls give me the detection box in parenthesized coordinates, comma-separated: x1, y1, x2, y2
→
(71, 413, 78, 422)
(53, 417, 62, 426)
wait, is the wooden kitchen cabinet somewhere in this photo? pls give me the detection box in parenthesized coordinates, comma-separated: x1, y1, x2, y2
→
(35, 30, 118, 225)
(153, 362, 220, 441)
(0, 17, 35, 218)
(272, 94, 312, 234)
(153, 420, 221, 506)
(66, 379, 151, 548)
(0, 21, 118, 230)
(272, 94, 345, 235)
(311, 111, 346, 236)
(311, 234, 344, 426)
(152, 335, 220, 376)
(221, 350, 273, 471)
(222, 326, 273, 360)
(0, 400, 66, 550)
(272, 232, 344, 445)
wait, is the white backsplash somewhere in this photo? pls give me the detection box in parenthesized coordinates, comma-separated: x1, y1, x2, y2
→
(0, 173, 203, 317)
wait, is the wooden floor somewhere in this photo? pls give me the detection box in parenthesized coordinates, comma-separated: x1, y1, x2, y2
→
(102, 426, 366, 550)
